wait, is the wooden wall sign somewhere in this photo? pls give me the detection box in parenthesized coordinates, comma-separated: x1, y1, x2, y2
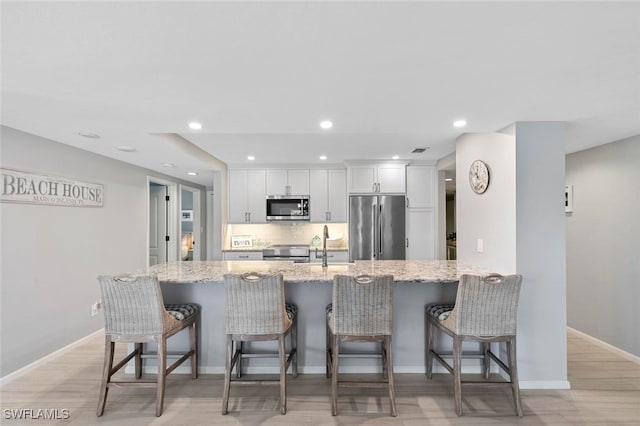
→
(1, 168, 104, 207)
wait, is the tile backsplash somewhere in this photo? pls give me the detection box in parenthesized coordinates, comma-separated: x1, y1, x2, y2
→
(226, 223, 348, 249)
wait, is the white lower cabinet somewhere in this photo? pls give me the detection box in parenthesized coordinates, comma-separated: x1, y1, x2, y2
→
(310, 250, 349, 263)
(223, 251, 263, 261)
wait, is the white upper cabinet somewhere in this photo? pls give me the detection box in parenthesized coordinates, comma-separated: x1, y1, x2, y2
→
(228, 169, 266, 223)
(266, 169, 310, 195)
(310, 169, 346, 222)
(406, 166, 435, 208)
(348, 164, 406, 193)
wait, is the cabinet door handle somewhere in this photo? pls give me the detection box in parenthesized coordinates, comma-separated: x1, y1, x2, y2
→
(328, 211, 332, 221)
(406, 238, 409, 248)
(239, 255, 249, 259)
(247, 212, 251, 222)
(406, 198, 409, 208)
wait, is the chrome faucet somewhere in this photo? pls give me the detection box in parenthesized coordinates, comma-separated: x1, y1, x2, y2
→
(315, 225, 331, 267)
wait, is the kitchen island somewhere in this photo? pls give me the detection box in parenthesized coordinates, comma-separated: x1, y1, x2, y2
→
(138, 260, 489, 374)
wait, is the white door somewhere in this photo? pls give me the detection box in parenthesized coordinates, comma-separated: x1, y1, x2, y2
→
(149, 184, 168, 265)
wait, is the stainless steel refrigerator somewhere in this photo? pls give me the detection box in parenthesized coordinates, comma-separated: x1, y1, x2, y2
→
(349, 195, 406, 261)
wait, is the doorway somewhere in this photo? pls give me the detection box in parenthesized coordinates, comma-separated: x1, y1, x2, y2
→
(148, 178, 179, 266)
(180, 185, 202, 261)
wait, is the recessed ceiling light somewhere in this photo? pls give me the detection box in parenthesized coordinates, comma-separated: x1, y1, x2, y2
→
(319, 120, 333, 129)
(186, 172, 199, 176)
(78, 132, 100, 139)
(453, 119, 467, 128)
(392, 155, 400, 160)
(445, 178, 454, 182)
(188, 121, 202, 130)
(320, 155, 327, 160)
(116, 145, 136, 152)
(161, 162, 175, 168)
(247, 156, 255, 161)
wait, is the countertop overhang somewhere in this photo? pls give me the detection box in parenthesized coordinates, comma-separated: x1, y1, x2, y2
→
(141, 260, 489, 284)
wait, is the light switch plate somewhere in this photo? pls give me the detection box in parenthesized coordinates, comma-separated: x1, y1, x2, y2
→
(477, 238, 484, 253)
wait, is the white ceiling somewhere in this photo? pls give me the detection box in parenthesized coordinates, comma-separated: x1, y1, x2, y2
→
(2, 1, 639, 188)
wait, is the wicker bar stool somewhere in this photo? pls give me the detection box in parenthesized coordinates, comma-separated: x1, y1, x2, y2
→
(326, 274, 397, 416)
(222, 272, 297, 415)
(96, 274, 199, 417)
(425, 273, 523, 416)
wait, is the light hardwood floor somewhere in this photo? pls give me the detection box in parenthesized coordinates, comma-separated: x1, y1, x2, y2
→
(1, 330, 638, 425)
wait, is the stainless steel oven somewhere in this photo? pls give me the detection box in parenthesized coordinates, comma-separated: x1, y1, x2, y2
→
(262, 245, 310, 263)
(266, 195, 309, 221)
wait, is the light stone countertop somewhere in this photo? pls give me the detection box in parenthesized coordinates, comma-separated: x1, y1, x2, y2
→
(141, 260, 489, 284)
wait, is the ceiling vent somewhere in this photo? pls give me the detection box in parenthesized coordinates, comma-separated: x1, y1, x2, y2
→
(411, 147, 429, 153)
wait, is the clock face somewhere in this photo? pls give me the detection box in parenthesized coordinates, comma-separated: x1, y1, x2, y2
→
(469, 160, 490, 194)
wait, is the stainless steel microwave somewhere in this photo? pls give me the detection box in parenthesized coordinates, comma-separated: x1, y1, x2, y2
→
(266, 195, 309, 221)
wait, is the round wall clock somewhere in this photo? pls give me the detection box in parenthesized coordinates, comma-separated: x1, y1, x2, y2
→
(469, 160, 490, 194)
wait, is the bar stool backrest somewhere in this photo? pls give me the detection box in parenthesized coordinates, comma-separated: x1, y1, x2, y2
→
(223, 273, 288, 335)
(331, 274, 394, 336)
(443, 273, 523, 337)
(98, 275, 166, 337)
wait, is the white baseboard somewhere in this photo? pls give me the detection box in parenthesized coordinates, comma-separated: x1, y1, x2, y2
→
(0, 329, 104, 385)
(567, 327, 640, 364)
(519, 380, 571, 390)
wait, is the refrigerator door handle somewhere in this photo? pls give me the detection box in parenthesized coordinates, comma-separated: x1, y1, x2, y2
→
(372, 203, 377, 259)
(379, 204, 384, 255)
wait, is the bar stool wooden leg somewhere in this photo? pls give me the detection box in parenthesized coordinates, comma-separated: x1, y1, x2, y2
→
(331, 334, 339, 416)
(291, 317, 298, 377)
(482, 342, 490, 379)
(236, 341, 244, 378)
(279, 335, 287, 414)
(508, 337, 523, 417)
(135, 343, 143, 379)
(326, 317, 332, 378)
(382, 341, 388, 379)
(156, 336, 167, 417)
(97, 337, 114, 417)
(453, 335, 463, 416)
(426, 316, 435, 379)
(190, 322, 198, 379)
(222, 335, 232, 415)
(385, 335, 397, 417)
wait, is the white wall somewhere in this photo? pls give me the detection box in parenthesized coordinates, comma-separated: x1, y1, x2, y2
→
(566, 135, 640, 357)
(0, 126, 205, 377)
(456, 122, 568, 388)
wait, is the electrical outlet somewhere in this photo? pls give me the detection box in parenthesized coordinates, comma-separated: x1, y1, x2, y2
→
(91, 301, 101, 317)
